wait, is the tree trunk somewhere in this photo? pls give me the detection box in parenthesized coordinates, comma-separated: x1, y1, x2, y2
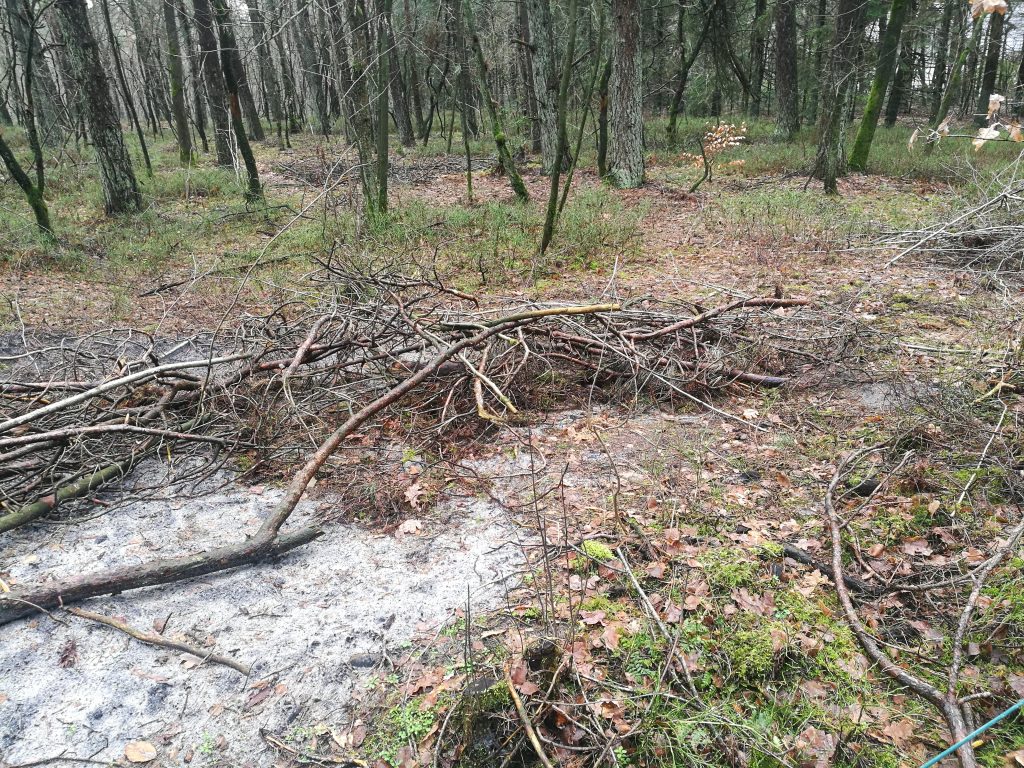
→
(666, 0, 711, 145)
(5, 0, 65, 145)
(974, 10, 1004, 126)
(527, 0, 560, 173)
(384, 2, 415, 147)
(53, 0, 141, 214)
(245, 0, 284, 142)
(465, 0, 528, 201)
(804, 0, 827, 123)
(163, 0, 193, 164)
(608, 0, 643, 188)
(925, 13, 985, 155)
(0, 128, 53, 236)
(99, 0, 152, 175)
(192, 0, 233, 164)
(217, 5, 265, 140)
(294, 0, 330, 134)
(210, 0, 263, 200)
(849, 0, 910, 169)
(177, 3, 209, 153)
(748, 0, 768, 116)
(812, 0, 866, 193)
(773, 0, 799, 138)
(448, 0, 478, 138)
(929, 0, 955, 119)
(596, 57, 611, 178)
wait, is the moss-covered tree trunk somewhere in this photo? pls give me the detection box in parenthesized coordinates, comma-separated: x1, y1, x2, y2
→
(849, 0, 911, 170)
(163, 0, 193, 165)
(0, 128, 53, 236)
(465, 0, 528, 201)
(53, 0, 141, 214)
(192, 0, 233, 164)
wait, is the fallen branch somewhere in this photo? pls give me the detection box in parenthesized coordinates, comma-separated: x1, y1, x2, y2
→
(68, 607, 250, 675)
(503, 665, 556, 768)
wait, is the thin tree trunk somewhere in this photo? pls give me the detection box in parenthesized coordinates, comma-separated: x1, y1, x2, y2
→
(596, 57, 611, 177)
(245, 0, 284, 142)
(192, 0, 233, 164)
(539, 0, 578, 253)
(0, 128, 53, 236)
(974, 10, 1004, 126)
(53, 0, 141, 213)
(99, 0, 152, 175)
(849, 0, 910, 169)
(384, 2, 415, 147)
(812, 0, 866, 193)
(929, 0, 955, 119)
(667, 0, 711, 145)
(164, 0, 193, 164)
(804, 0, 827, 123)
(211, 0, 263, 200)
(608, 0, 643, 188)
(465, 0, 528, 201)
(218, 5, 265, 140)
(748, 0, 768, 116)
(925, 13, 984, 155)
(376, 0, 390, 213)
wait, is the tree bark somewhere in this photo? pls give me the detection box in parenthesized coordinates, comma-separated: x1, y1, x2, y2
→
(773, 0, 799, 138)
(218, 4, 265, 140)
(812, 0, 866, 193)
(53, 0, 141, 214)
(608, 0, 643, 188)
(849, 0, 910, 170)
(164, 0, 193, 164)
(192, 0, 233, 164)
(99, 0, 152, 175)
(0, 127, 53, 236)
(974, 10, 1004, 126)
(245, 0, 284, 143)
(925, 13, 985, 155)
(211, 0, 263, 200)
(294, 0, 330, 134)
(527, 0, 559, 173)
(929, 0, 955, 119)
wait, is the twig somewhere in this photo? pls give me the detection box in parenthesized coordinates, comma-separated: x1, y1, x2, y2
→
(67, 607, 250, 675)
(503, 666, 556, 768)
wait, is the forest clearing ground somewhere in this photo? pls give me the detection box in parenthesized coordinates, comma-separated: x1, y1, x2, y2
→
(2, 127, 1023, 767)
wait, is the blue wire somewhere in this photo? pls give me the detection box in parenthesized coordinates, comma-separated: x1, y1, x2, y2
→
(919, 698, 1024, 768)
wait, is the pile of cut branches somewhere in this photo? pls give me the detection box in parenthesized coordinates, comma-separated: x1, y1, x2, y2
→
(0, 271, 850, 625)
(884, 174, 1024, 282)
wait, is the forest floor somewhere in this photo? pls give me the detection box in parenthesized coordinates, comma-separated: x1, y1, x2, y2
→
(1, 121, 1023, 768)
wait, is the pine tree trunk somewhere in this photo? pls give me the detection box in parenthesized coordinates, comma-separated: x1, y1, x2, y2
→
(192, 0, 233, 164)
(812, 0, 866, 193)
(608, 0, 643, 188)
(849, 0, 910, 169)
(53, 0, 141, 214)
(773, 0, 799, 138)
(527, 0, 559, 173)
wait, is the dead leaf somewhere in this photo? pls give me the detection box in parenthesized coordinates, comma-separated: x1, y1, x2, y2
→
(397, 518, 423, 536)
(124, 741, 158, 763)
(882, 719, 915, 749)
(404, 483, 424, 510)
(901, 538, 933, 556)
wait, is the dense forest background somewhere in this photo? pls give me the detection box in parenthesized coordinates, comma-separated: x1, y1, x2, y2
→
(0, 0, 1021, 233)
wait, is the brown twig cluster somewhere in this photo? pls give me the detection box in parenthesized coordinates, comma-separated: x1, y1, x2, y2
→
(0, 270, 849, 626)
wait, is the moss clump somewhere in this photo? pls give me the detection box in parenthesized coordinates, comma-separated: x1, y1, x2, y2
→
(698, 547, 759, 591)
(719, 622, 784, 680)
(582, 540, 615, 562)
(367, 702, 437, 766)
